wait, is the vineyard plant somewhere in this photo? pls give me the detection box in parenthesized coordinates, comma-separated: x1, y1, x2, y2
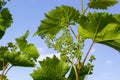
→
(0, 0, 120, 80)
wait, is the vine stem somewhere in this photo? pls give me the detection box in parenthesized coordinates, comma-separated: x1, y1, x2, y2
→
(83, 41, 94, 65)
(85, 67, 92, 80)
(80, 0, 84, 12)
(69, 26, 77, 39)
(82, 6, 89, 14)
(73, 64, 79, 80)
(68, 58, 79, 80)
(81, 0, 84, 12)
(1, 60, 4, 80)
(1, 60, 8, 80)
(4, 65, 13, 76)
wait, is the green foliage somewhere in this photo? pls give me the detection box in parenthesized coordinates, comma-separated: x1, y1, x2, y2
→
(0, 8, 12, 39)
(44, 28, 84, 61)
(4, 52, 35, 67)
(36, 27, 94, 80)
(0, 0, 10, 9)
(4, 31, 39, 67)
(0, 46, 8, 70)
(33, 0, 120, 79)
(0, 0, 12, 39)
(1, 8, 12, 28)
(0, 0, 119, 80)
(0, 30, 39, 80)
(78, 12, 120, 51)
(88, 0, 118, 9)
(0, 31, 39, 70)
(68, 55, 95, 80)
(31, 55, 69, 80)
(16, 30, 39, 61)
(34, 5, 80, 37)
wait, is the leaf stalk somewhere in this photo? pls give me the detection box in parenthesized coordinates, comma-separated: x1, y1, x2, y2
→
(69, 26, 77, 39)
(83, 42, 94, 65)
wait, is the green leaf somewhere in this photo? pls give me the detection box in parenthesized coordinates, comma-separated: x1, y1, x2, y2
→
(34, 5, 80, 37)
(78, 12, 120, 51)
(30, 55, 69, 80)
(16, 30, 39, 61)
(1, 8, 12, 28)
(88, 0, 118, 9)
(3, 31, 39, 67)
(0, 46, 8, 70)
(4, 52, 35, 67)
(0, 0, 10, 9)
(0, 8, 12, 39)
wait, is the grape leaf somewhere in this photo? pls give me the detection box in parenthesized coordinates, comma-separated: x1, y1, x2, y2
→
(88, 0, 118, 9)
(34, 5, 80, 37)
(4, 52, 35, 67)
(16, 30, 39, 61)
(3, 31, 39, 67)
(78, 12, 120, 51)
(0, 0, 10, 9)
(0, 8, 12, 39)
(0, 46, 8, 70)
(30, 55, 69, 80)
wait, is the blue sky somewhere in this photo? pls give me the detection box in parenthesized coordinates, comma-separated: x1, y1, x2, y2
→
(0, 0, 120, 80)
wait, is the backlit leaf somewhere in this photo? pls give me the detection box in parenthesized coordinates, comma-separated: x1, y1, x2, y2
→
(4, 52, 35, 67)
(34, 5, 80, 37)
(3, 31, 39, 67)
(31, 55, 69, 80)
(78, 12, 120, 51)
(88, 0, 118, 9)
(16, 31, 39, 61)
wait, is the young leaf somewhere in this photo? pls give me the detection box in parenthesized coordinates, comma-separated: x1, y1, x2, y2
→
(88, 0, 118, 9)
(34, 5, 80, 37)
(16, 30, 39, 61)
(78, 12, 120, 51)
(30, 55, 69, 80)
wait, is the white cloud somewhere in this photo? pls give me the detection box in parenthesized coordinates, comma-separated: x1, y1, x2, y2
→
(90, 48, 96, 53)
(37, 47, 60, 61)
(38, 53, 60, 61)
(105, 60, 112, 64)
(37, 47, 44, 54)
(91, 73, 113, 80)
(35, 47, 60, 67)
